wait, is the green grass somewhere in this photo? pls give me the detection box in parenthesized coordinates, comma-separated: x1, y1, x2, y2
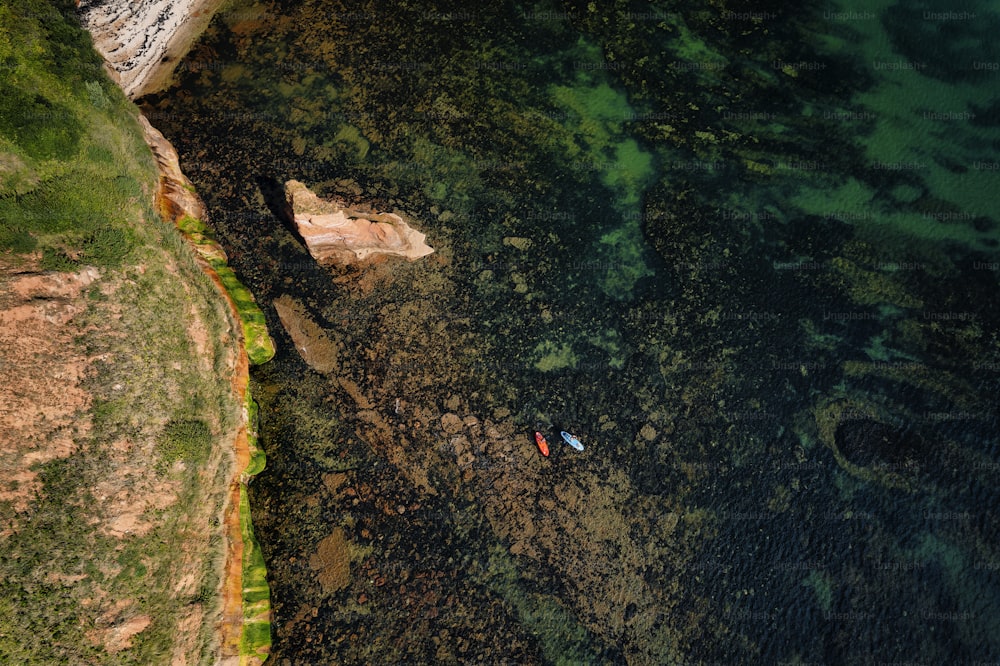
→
(0, 0, 156, 264)
(0, 223, 37, 252)
(10, 235, 243, 663)
(0, 2, 277, 662)
(0, 456, 101, 663)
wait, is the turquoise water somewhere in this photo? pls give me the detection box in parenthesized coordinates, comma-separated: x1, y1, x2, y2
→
(143, 0, 1000, 662)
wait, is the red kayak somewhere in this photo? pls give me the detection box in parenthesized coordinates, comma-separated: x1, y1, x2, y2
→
(534, 431, 550, 457)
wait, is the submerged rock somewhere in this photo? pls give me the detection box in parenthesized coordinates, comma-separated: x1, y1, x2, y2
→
(283, 180, 434, 267)
(272, 295, 339, 374)
(310, 528, 350, 593)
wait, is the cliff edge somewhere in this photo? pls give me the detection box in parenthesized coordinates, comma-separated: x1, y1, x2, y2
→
(1, 2, 272, 663)
(142, 113, 275, 665)
(1, 4, 245, 661)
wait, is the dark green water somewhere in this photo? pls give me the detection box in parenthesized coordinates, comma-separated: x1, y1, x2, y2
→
(143, 0, 1000, 662)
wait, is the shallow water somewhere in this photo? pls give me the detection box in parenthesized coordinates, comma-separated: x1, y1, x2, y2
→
(143, 0, 1000, 662)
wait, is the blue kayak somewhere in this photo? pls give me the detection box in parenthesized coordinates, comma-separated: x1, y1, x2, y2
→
(561, 431, 584, 451)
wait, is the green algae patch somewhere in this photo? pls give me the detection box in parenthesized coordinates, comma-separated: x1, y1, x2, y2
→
(549, 79, 632, 158)
(332, 123, 370, 161)
(244, 393, 267, 478)
(603, 138, 655, 209)
(177, 213, 274, 661)
(586, 328, 626, 369)
(803, 570, 834, 614)
(829, 255, 923, 310)
(178, 215, 275, 365)
(239, 390, 271, 663)
(211, 259, 274, 366)
(484, 545, 598, 666)
(239, 486, 272, 661)
(533, 340, 579, 372)
(597, 218, 656, 299)
(541, 43, 657, 301)
(546, 71, 656, 213)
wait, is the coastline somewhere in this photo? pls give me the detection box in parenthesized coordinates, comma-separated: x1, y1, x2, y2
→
(71, 1, 1000, 662)
(140, 114, 275, 663)
(79, 0, 279, 652)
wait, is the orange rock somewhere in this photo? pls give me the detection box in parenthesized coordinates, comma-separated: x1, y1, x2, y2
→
(284, 180, 434, 267)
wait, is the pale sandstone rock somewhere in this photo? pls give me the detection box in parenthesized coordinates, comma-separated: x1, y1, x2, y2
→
(284, 180, 434, 267)
(77, 0, 227, 99)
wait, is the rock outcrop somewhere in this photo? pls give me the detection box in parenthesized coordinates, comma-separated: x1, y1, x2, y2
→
(284, 180, 434, 267)
(76, 0, 226, 99)
(138, 115, 208, 222)
(72, 6, 271, 662)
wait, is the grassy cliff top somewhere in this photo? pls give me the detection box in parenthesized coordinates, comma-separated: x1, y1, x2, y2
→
(1, 2, 243, 663)
(0, 0, 161, 266)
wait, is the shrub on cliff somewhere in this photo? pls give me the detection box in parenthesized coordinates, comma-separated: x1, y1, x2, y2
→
(159, 418, 213, 469)
(0, 223, 37, 253)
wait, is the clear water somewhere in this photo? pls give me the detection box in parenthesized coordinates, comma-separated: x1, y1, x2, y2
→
(142, 0, 1000, 662)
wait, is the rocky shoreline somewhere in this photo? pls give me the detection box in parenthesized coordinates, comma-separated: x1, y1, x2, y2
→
(141, 110, 275, 664)
(96, 1, 1000, 663)
(76, 1, 275, 661)
(76, 0, 226, 99)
